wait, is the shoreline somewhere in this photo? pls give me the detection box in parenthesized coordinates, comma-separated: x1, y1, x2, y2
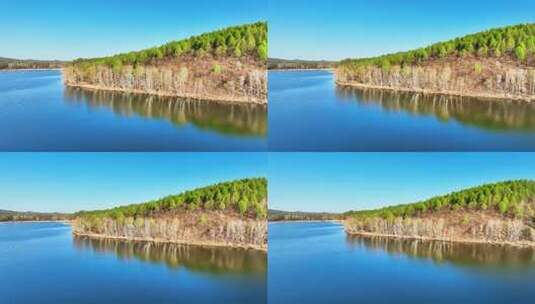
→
(269, 68, 334, 72)
(0, 68, 63, 72)
(269, 219, 342, 224)
(345, 229, 535, 248)
(72, 231, 267, 252)
(65, 83, 267, 105)
(0, 220, 72, 224)
(336, 80, 535, 102)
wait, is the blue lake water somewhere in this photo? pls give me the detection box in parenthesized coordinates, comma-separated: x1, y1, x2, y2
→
(0, 222, 266, 304)
(268, 221, 535, 304)
(269, 70, 535, 151)
(0, 70, 267, 151)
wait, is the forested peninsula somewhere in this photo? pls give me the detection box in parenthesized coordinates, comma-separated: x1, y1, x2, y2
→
(337, 23, 535, 101)
(345, 180, 535, 247)
(72, 178, 267, 251)
(64, 22, 267, 104)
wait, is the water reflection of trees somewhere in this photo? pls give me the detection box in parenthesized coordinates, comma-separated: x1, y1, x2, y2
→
(73, 236, 266, 276)
(336, 86, 535, 132)
(346, 235, 535, 270)
(64, 87, 267, 137)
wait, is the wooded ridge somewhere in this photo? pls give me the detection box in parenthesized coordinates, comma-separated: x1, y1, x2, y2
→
(64, 22, 267, 104)
(73, 178, 268, 250)
(337, 23, 535, 101)
(345, 180, 535, 246)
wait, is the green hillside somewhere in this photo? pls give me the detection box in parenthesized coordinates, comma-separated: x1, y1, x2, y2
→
(71, 22, 267, 70)
(76, 178, 267, 220)
(346, 180, 535, 220)
(340, 23, 535, 70)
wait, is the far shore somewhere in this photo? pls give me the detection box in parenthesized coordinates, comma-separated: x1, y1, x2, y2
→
(73, 231, 267, 252)
(269, 219, 343, 224)
(269, 68, 334, 72)
(0, 220, 72, 224)
(345, 229, 535, 248)
(0, 68, 63, 72)
(65, 82, 267, 105)
(336, 80, 535, 102)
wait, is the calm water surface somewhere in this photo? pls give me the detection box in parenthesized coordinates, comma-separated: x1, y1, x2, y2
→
(0, 222, 266, 304)
(269, 222, 535, 304)
(0, 70, 267, 151)
(269, 70, 535, 151)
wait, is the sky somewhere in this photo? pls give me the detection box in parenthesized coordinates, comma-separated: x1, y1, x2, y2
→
(0, 0, 265, 61)
(269, 153, 535, 213)
(269, 0, 535, 61)
(0, 153, 267, 213)
(3, 1, 534, 61)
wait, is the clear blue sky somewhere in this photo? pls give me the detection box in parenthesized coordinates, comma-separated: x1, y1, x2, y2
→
(269, 0, 535, 61)
(0, 153, 267, 213)
(269, 153, 535, 213)
(0, 0, 265, 61)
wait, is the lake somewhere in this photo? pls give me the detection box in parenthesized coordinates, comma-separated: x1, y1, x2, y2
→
(269, 221, 535, 304)
(0, 70, 267, 151)
(0, 222, 266, 304)
(269, 70, 535, 151)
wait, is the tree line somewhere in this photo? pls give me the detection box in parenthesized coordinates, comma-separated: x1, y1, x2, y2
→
(340, 23, 535, 71)
(346, 180, 535, 220)
(268, 58, 336, 70)
(0, 212, 72, 222)
(0, 58, 63, 70)
(71, 22, 267, 71)
(268, 209, 343, 221)
(76, 178, 268, 222)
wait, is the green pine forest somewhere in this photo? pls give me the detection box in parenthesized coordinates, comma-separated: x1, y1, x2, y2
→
(340, 23, 535, 70)
(346, 180, 535, 220)
(76, 178, 268, 221)
(71, 22, 267, 71)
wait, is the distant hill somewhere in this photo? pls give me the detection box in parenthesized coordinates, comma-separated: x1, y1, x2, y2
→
(0, 209, 72, 222)
(269, 209, 342, 221)
(0, 209, 17, 214)
(345, 180, 535, 246)
(0, 57, 64, 70)
(268, 58, 336, 70)
(337, 23, 535, 101)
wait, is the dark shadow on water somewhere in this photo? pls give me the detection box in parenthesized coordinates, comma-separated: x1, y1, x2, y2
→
(336, 86, 535, 133)
(346, 234, 535, 272)
(73, 236, 266, 277)
(64, 87, 267, 138)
